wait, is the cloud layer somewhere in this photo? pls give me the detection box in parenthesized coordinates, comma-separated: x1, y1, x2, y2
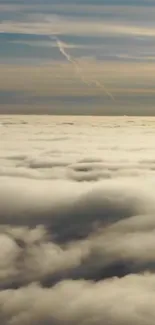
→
(1, 116, 155, 324)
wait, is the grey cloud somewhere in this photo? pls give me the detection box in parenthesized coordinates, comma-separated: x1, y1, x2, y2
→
(22, 157, 70, 169)
(0, 176, 154, 290)
(0, 177, 151, 235)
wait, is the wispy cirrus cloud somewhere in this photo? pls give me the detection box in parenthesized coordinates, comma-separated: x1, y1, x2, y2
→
(0, 0, 155, 114)
(1, 16, 155, 38)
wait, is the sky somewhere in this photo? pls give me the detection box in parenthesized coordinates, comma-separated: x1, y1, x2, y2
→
(0, 0, 155, 115)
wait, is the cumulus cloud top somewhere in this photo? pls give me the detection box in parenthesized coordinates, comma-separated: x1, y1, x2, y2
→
(1, 115, 155, 324)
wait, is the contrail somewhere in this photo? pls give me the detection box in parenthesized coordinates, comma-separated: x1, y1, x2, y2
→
(51, 35, 115, 101)
(50, 36, 91, 86)
(54, 37, 71, 62)
(90, 80, 115, 102)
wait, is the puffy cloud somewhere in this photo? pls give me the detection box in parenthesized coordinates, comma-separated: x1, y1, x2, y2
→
(1, 275, 155, 325)
(1, 116, 155, 324)
(0, 176, 154, 288)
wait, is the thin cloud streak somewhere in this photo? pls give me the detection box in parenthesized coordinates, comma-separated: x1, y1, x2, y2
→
(1, 19, 155, 38)
(51, 36, 115, 101)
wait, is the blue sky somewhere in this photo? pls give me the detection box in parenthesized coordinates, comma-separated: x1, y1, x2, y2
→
(0, 0, 155, 114)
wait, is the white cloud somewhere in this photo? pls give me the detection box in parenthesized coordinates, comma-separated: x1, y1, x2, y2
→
(1, 275, 155, 324)
(1, 116, 155, 323)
